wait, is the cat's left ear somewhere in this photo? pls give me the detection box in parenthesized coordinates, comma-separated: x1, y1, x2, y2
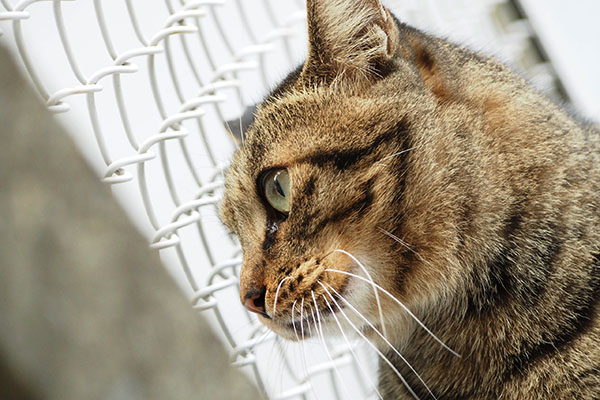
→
(301, 0, 401, 85)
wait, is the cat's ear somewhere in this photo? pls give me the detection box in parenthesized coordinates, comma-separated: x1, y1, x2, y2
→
(301, 0, 401, 85)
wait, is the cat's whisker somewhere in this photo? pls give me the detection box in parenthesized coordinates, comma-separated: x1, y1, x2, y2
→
(326, 284, 438, 400)
(377, 228, 437, 271)
(238, 114, 245, 143)
(245, 327, 274, 353)
(304, 299, 314, 338)
(357, 66, 372, 83)
(310, 293, 327, 346)
(296, 299, 313, 394)
(291, 300, 300, 340)
(312, 290, 369, 400)
(272, 338, 289, 397)
(222, 117, 240, 149)
(376, 145, 421, 164)
(310, 296, 344, 398)
(333, 249, 388, 338)
(320, 285, 384, 400)
(378, 227, 416, 253)
(312, 294, 343, 398)
(300, 298, 307, 341)
(325, 268, 460, 358)
(263, 335, 285, 391)
(318, 283, 421, 400)
(273, 276, 294, 314)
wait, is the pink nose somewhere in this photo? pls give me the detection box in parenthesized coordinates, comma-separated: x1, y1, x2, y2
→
(243, 290, 266, 316)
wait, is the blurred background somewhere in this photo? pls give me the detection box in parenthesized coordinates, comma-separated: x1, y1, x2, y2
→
(518, 0, 600, 120)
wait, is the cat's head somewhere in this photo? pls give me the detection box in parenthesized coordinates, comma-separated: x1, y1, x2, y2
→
(220, 0, 531, 340)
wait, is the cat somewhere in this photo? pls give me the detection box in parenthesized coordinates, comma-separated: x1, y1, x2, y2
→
(219, 0, 600, 398)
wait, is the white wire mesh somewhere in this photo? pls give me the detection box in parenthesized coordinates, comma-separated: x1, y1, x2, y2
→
(0, 1, 565, 399)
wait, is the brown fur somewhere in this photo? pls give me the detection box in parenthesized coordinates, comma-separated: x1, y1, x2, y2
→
(219, 0, 600, 398)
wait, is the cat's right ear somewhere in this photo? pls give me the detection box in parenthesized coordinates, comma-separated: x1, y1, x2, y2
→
(300, 0, 401, 86)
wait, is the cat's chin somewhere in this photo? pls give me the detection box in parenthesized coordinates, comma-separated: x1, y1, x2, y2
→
(258, 316, 306, 341)
(259, 310, 344, 341)
(258, 308, 363, 342)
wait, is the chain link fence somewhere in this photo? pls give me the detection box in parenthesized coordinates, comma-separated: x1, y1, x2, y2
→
(0, 1, 566, 398)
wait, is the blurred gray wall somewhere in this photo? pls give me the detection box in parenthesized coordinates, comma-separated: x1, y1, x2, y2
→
(0, 44, 259, 400)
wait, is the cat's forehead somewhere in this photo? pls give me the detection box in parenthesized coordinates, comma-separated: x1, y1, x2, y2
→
(238, 88, 404, 168)
(257, 89, 375, 134)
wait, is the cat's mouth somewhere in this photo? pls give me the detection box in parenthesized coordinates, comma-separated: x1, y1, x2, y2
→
(285, 308, 334, 334)
(259, 303, 346, 341)
(258, 253, 357, 340)
(285, 317, 311, 335)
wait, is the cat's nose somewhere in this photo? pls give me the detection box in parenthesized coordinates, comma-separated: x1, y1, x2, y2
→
(243, 288, 268, 316)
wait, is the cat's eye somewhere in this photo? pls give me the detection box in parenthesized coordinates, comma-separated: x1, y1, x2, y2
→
(262, 169, 290, 214)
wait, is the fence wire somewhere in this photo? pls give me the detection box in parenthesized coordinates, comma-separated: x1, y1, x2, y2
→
(0, 1, 565, 398)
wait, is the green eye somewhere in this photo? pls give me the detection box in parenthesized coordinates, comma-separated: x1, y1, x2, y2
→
(263, 169, 291, 214)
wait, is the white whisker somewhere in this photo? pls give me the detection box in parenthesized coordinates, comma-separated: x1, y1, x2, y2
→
(378, 227, 416, 253)
(305, 304, 314, 338)
(334, 249, 388, 338)
(295, 299, 313, 396)
(311, 291, 349, 400)
(272, 336, 299, 391)
(320, 283, 384, 400)
(291, 300, 300, 340)
(239, 113, 245, 143)
(273, 276, 294, 313)
(311, 290, 356, 398)
(318, 283, 421, 400)
(222, 117, 240, 149)
(327, 285, 437, 400)
(325, 268, 460, 358)
(246, 327, 274, 352)
(377, 145, 420, 164)
(377, 228, 438, 272)
(300, 297, 307, 338)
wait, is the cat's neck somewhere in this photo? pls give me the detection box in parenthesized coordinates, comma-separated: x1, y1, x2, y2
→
(379, 249, 600, 399)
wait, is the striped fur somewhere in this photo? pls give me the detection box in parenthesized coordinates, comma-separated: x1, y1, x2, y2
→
(220, 0, 600, 398)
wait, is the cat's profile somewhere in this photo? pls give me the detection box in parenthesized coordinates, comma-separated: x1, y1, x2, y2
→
(219, 0, 600, 398)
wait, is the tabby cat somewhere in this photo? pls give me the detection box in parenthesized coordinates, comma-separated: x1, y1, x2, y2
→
(219, 0, 600, 398)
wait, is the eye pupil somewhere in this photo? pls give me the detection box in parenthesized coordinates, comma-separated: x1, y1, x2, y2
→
(275, 180, 285, 197)
(262, 169, 290, 214)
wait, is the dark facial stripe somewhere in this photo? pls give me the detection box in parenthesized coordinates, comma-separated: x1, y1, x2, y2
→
(505, 254, 600, 379)
(319, 176, 375, 224)
(289, 121, 411, 242)
(302, 175, 317, 198)
(299, 120, 409, 171)
(294, 175, 377, 241)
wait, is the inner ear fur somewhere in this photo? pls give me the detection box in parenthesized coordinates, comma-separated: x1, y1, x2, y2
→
(301, 0, 401, 86)
(411, 40, 449, 100)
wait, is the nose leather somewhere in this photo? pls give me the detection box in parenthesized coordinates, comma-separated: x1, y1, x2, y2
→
(244, 295, 265, 314)
(242, 289, 268, 317)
